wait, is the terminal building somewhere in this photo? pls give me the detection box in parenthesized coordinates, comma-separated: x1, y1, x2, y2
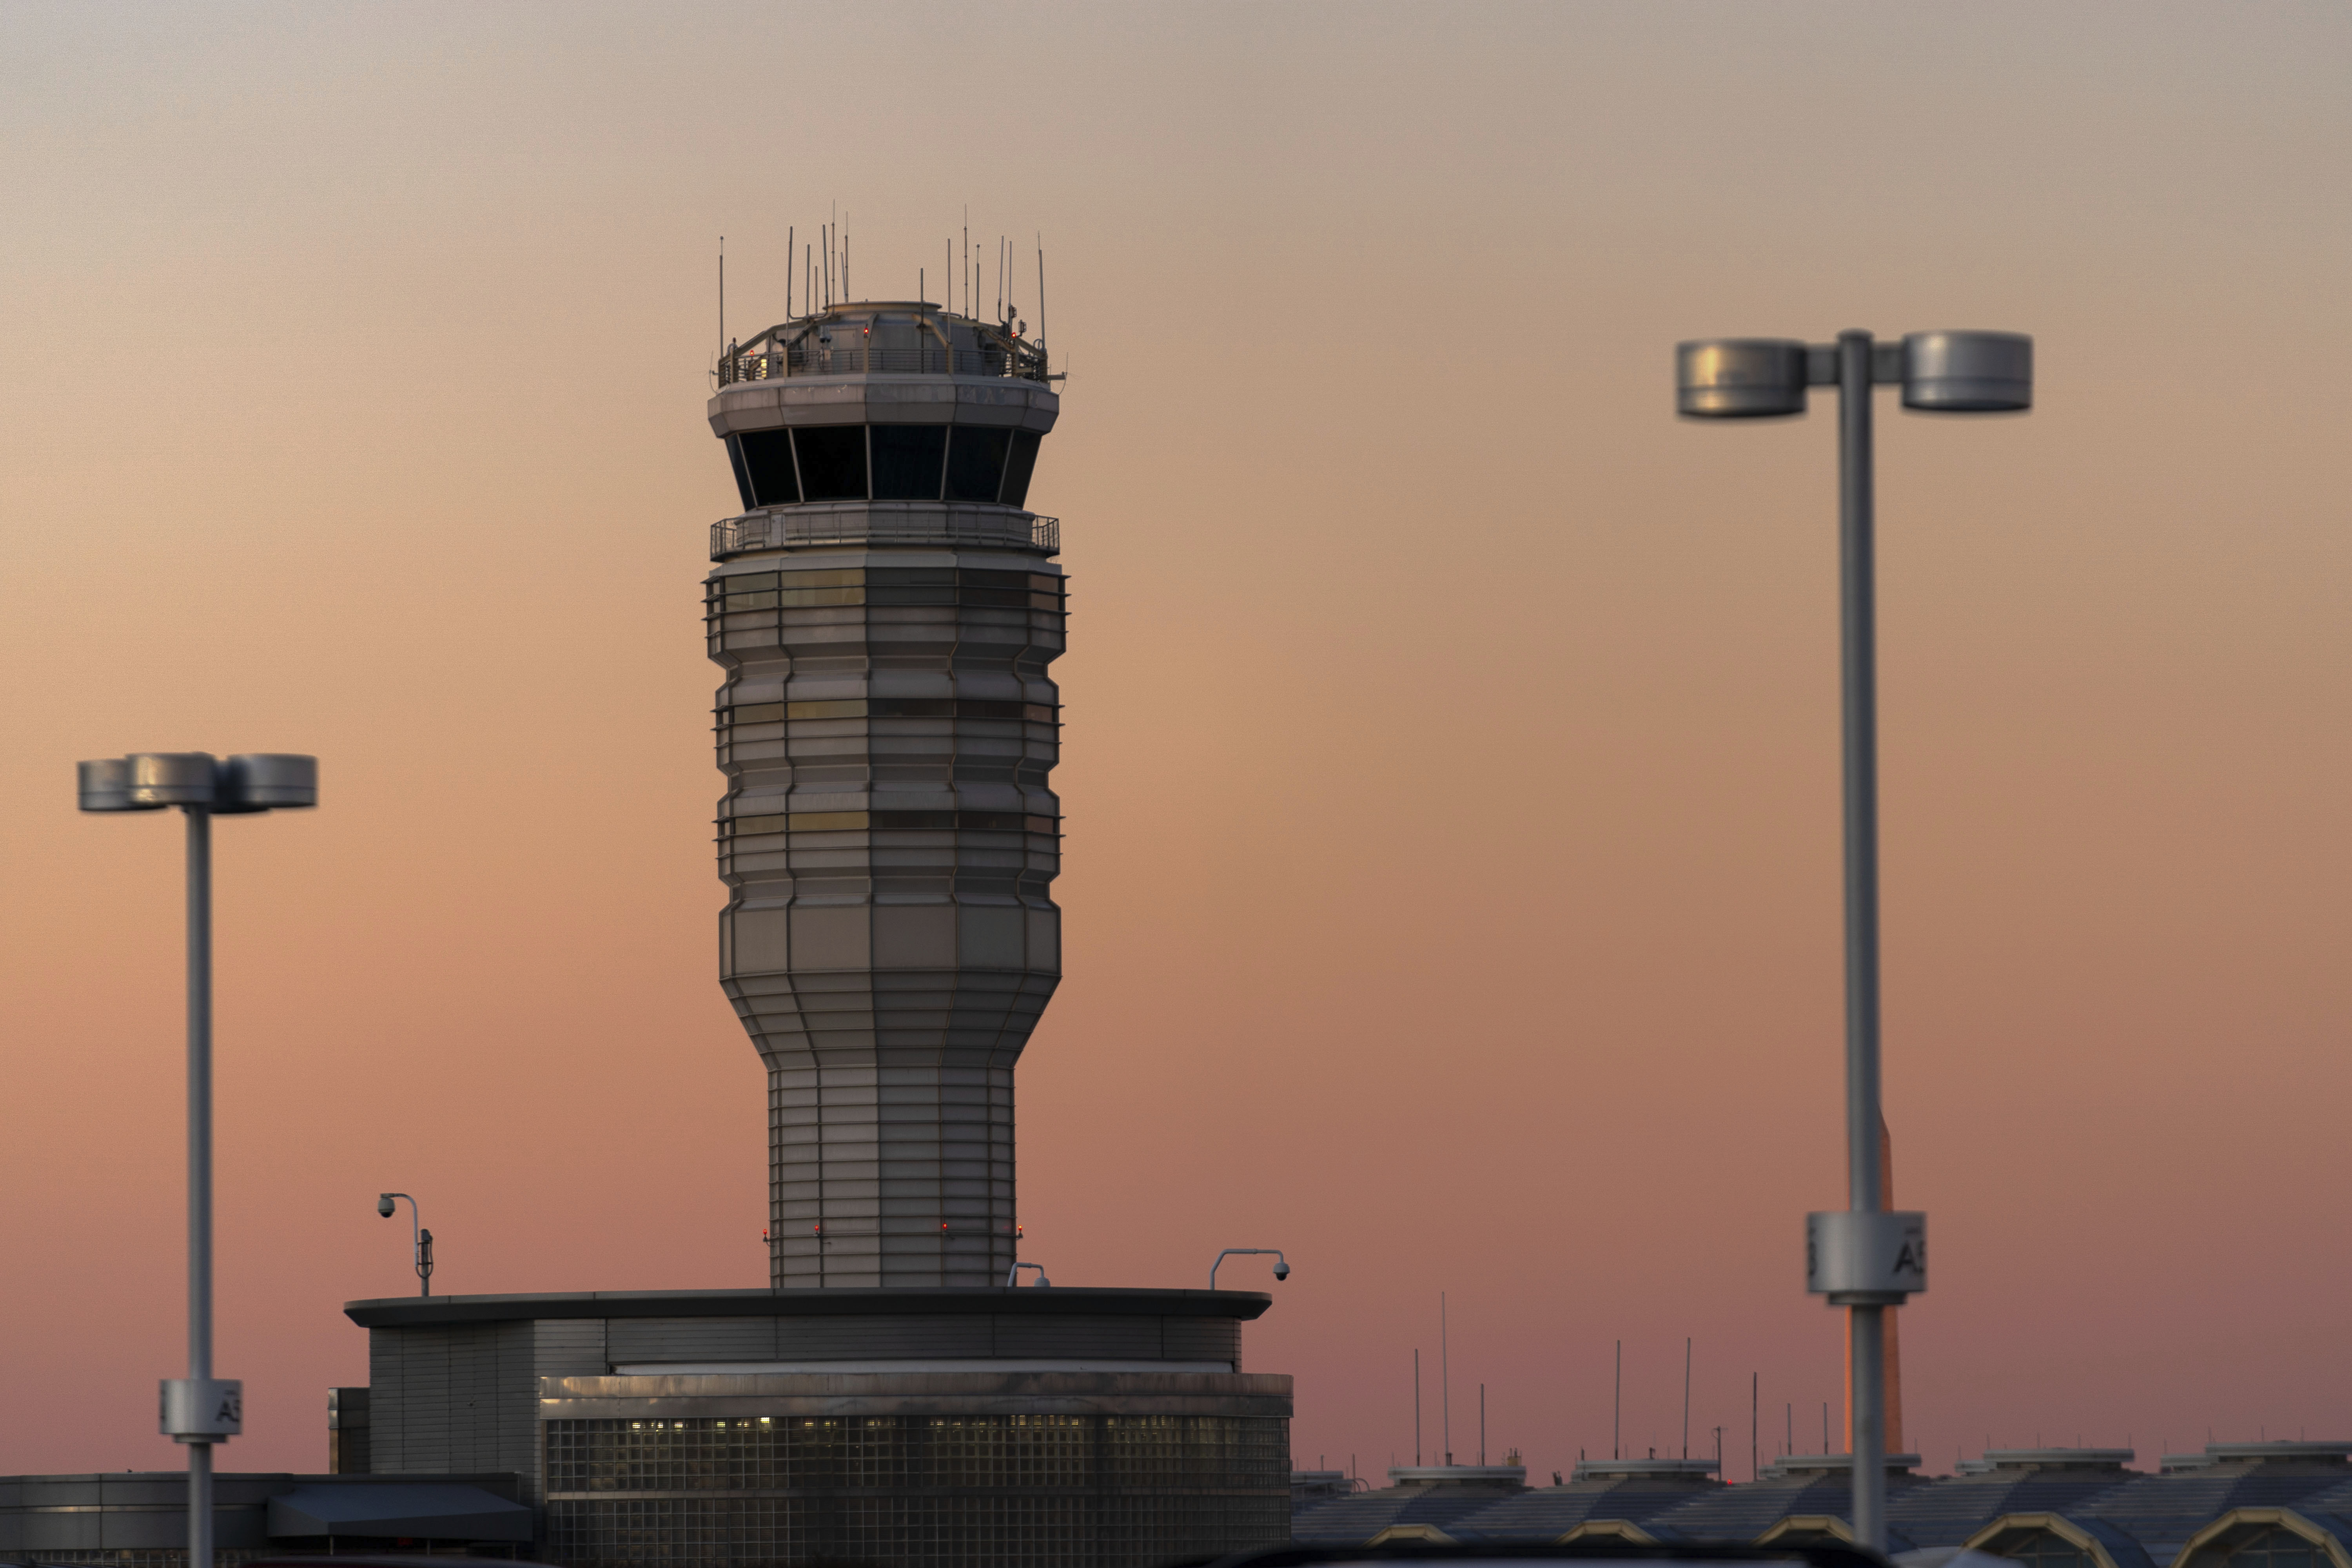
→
(1287, 1443, 2352, 1568)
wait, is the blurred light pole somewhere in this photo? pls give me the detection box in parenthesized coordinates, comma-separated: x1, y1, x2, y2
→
(378, 1193, 433, 1296)
(78, 752, 317, 1568)
(1676, 330, 2031, 1551)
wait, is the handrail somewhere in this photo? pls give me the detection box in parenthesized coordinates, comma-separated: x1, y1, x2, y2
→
(717, 311, 1051, 387)
(720, 345, 1046, 383)
(712, 508, 1058, 559)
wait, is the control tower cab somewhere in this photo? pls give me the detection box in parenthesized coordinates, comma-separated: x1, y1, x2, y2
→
(704, 301, 1065, 1289)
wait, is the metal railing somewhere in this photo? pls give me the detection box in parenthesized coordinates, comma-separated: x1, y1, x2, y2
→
(712, 508, 1058, 559)
(719, 345, 1049, 385)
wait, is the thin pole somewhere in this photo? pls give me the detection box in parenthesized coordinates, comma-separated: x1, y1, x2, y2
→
(1479, 1383, 1486, 1466)
(1752, 1373, 1759, 1481)
(185, 804, 214, 1568)
(1413, 1349, 1422, 1466)
(718, 237, 724, 361)
(786, 226, 793, 319)
(1440, 1292, 1451, 1464)
(1682, 1338, 1692, 1459)
(1838, 327, 1889, 1552)
(1613, 1340, 1621, 1460)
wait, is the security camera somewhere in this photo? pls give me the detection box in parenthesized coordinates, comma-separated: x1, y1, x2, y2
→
(1272, 1260, 1290, 1281)
(377, 1194, 395, 1218)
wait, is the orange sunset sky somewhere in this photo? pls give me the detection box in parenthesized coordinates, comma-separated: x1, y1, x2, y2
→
(3, 2, 2350, 1484)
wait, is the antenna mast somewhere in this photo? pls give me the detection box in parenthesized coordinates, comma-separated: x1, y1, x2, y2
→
(718, 236, 725, 362)
(786, 225, 793, 319)
(1439, 1292, 1450, 1465)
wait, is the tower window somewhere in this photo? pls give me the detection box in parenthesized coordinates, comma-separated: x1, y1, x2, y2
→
(1001, 429, 1042, 508)
(724, 435, 755, 512)
(793, 426, 868, 501)
(945, 427, 1013, 503)
(737, 430, 800, 507)
(871, 425, 949, 501)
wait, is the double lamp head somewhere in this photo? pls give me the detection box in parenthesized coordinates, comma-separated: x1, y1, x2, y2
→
(1677, 329, 2031, 419)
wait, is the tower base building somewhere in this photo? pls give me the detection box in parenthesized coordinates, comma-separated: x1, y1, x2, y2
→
(345, 1287, 1290, 1568)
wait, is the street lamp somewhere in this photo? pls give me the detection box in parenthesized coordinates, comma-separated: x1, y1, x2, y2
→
(1209, 1248, 1291, 1289)
(1676, 328, 2030, 1553)
(76, 751, 317, 1568)
(377, 1193, 433, 1296)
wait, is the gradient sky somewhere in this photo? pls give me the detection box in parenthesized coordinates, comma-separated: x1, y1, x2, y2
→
(4, 0, 2350, 1484)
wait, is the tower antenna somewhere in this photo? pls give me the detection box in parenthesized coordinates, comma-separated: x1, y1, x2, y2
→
(718, 236, 725, 362)
(1439, 1291, 1451, 1465)
(1682, 1337, 1691, 1460)
(786, 225, 793, 319)
(1037, 234, 1047, 350)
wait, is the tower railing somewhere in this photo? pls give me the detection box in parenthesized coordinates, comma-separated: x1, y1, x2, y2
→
(712, 506, 1057, 559)
(719, 344, 1049, 384)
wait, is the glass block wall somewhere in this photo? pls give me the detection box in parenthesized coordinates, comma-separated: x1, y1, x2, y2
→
(543, 1412, 1289, 1568)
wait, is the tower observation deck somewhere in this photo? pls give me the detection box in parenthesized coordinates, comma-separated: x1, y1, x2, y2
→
(704, 300, 1065, 1289)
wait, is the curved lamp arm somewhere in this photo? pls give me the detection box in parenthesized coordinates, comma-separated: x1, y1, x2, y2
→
(1210, 1248, 1290, 1289)
(379, 1193, 428, 1297)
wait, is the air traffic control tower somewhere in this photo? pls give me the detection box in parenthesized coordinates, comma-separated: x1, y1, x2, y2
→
(336, 298, 1291, 1568)
(706, 303, 1064, 1290)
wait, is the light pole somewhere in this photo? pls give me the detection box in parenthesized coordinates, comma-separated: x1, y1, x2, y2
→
(1208, 1248, 1290, 1289)
(77, 751, 317, 1568)
(377, 1193, 433, 1296)
(1676, 329, 2030, 1552)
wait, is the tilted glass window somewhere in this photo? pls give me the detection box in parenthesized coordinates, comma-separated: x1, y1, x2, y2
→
(724, 435, 755, 512)
(1001, 429, 1042, 508)
(945, 427, 1012, 503)
(721, 427, 1040, 507)
(736, 430, 799, 507)
(793, 425, 868, 501)
(870, 425, 948, 500)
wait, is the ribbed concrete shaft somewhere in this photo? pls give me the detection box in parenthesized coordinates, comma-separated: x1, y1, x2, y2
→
(711, 558, 1064, 1287)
